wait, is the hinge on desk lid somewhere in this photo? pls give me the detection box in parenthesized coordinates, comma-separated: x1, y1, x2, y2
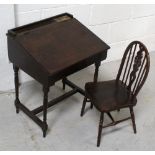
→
(54, 15, 72, 22)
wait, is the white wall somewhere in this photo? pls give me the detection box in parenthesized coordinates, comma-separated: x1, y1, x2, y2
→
(0, 4, 15, 91)
(1, 4, 155, 90)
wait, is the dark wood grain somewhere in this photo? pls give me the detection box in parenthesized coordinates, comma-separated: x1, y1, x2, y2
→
(16, 18, 109, 76)
(7, 13, 110, 137)
(81, 41, 150, 147)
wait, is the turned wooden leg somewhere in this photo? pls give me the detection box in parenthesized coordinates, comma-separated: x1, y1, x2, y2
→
(90, 61, 100, 110)
(97, 112, 104, 147)
(94, 61, 100, 83)
(42, 85, 49, 137)
(13, 65, 20, 114)
(130, 107, 137, 134)
(62, 78, 66, 90)
(80, 97, 87, 117)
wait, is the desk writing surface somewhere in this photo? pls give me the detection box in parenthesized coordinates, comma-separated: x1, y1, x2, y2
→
(14, 16, 109, 75)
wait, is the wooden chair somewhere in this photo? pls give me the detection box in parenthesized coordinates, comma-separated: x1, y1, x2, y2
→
(80, 41, 150, 147)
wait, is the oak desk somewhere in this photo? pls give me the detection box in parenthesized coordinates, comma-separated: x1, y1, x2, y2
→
(7, 13, 110, 137)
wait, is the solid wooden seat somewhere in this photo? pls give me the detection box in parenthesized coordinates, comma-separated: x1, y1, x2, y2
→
(80, 41, 150, 147)
(85, 80, 137, 112)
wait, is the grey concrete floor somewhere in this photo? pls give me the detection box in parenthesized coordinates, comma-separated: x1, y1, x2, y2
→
(0, 52, 155, 151)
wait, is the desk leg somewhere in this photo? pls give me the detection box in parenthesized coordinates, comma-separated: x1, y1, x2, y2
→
(13, 65, 20, 113)
(42, 85, 49, 137)
(94, 61, 101, 83)
(90, 61, 101, 109)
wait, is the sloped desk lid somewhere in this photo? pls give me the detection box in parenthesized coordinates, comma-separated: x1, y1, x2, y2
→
(7, 13, 110, 75)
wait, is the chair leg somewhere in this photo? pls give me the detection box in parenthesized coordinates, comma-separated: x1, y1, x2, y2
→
(97, 112, 104, 147)
(130, 107, 137, 134)
(80, 97, 87, 117)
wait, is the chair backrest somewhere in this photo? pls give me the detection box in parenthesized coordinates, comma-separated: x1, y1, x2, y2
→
(116, 41, 150, 98)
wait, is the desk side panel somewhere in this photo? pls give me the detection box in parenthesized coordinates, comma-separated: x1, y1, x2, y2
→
(7, 36, 49, 85)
